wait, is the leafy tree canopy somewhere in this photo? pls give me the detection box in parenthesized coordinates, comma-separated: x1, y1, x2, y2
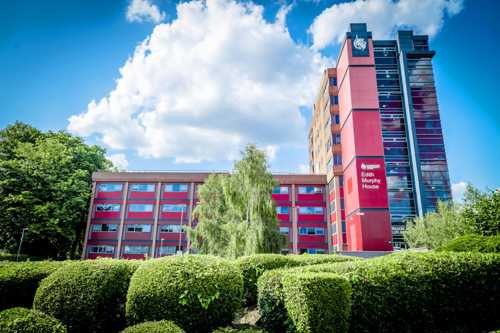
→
(0, 122, 112, 259)
(404, 185, 500, 249)
(188, 144, 286, 258)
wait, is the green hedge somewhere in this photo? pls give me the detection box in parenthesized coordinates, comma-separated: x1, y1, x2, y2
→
(258, 252, 500, 333)
(437, 234, 500, 253)
(256, 269, 292, 333)
(33, 259, 138, 333)
(126, 255, 243, 333)
(282, 273, 351, 333)
(0, 307, 66, 333)
(0, 260, 66, 310)
(235, 254, 302, 305)
(213, 326, 264, 333)
(122, 320, 184, 333)
(236, 254, 354, 306)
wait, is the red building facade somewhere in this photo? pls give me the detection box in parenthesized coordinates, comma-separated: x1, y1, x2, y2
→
(82, 172, 329, 259)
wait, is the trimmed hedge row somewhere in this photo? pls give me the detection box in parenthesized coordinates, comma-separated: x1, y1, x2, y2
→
(34, 259, 140, 333)
(437, 234, 500, 253)
(235, 254, 354, 305)
(0, 260, 67, 310)
(126, 255, 243, 333)
(283, 273, 351, 333)
(122, 320, 184, 333)
(0, 307, 66, 333)
(258, 252, 500, 333)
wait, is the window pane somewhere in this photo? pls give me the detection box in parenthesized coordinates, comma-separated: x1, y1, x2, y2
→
(298, 186, 323, 194)
(129, 204, 153, 212)
(165, 184, 188, 192)
(89, 246, 114, 254)
(279, 227, 289, 234)
(276, 206, 289, 214)
(130, 184, 155, 192)
(124, 246, 149, 254)
(95, 204, 121, 212)
(91, 224, 118, 232)
(160, 224, 183, 233)
(126, 224, 152, 232)
(272, 186, 289, 194)
(298, 206, 324, 215)
(160, 246, 177, 255)
(98, 184, 123, 192)
(162, 204, 187, 212)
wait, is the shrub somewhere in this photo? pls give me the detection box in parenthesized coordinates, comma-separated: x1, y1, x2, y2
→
(0, 307, 66, 333)
(236, 254, 354, 305)
(33, 259, 137, 333)
(437, 234, 500, 253)
(126, 255, 243, 333)
(122, 320, 184, 333)
(235, 254, 302, 305)
(282, 273, 351, 333)
(341, 252, 500, 332)
(0, 260, 66, 310)
(256, 269, 293, 333)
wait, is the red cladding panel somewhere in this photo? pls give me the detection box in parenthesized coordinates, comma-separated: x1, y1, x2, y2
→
(272, 194, 289, 201)
(123, 232, 152, 241)
(162, 192, 189, 199)
(87, 253, 113, 259)
(356, 158, 389, 209)
(129, 191, 156, 199)
(94, 211, 120, 219)
(89, 231, 118, 240)
(346, 211, 392, 251)
(297, 193, 324, 201)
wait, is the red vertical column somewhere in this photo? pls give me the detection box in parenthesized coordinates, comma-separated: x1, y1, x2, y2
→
(337, 24, 393, 251)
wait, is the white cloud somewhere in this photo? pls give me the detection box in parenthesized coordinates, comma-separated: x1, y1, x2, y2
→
(309, 0, 464, 49)
(69, 0, 329, 164)
(126, 0, 166, 23)
(107, 153, 129, 170)
(452, 181, 467, 203)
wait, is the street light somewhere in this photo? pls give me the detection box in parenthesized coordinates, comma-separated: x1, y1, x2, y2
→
(16, 227, 28, 262)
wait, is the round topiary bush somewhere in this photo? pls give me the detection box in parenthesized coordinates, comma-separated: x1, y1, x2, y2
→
(122, 320, 184, 333)
(0, 260, 66, 310)
(126, 255, 243, 333)
(33, 259, 137, 333)
(0, 307, 66, 333)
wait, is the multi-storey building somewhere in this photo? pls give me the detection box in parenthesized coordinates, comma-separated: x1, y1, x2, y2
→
(309, 23, 452, 250)
(82, 172, 330, 259)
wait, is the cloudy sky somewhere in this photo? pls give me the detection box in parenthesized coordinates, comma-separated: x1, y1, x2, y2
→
(1, 0, 499, 202)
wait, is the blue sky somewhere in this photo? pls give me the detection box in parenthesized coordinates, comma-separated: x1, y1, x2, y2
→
(1, 0, 499, 199)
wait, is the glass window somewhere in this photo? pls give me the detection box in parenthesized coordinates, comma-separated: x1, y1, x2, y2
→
(129, 204, 154, 212)
(164, 184, 188, 192)
(95, 204, 120, 212)
(160, 224, 183, 233)
(124, 246, 149, 254)
(330, 95, 339, 105)
(126, 224, 152, 232)
(159, 246, 177, 255)
(333, 154, 342, 165)
(299, 227, 324, 235)
(98, 184, 123, 192)
(130, 184, 155, 192)
(272, 186, 289, 194)
(300, 248, 325, 254)
(88, 245, 114, 254)
(279, 227, 289, 234)
(162, 204, 187, 213)
(298, 206, 324, 215)
(334, 134, 341, 144)
(298, 186, 323, 194)
(91, 224, 118, 232)
(334, 114, 340, 124)
(329, 76, 337, 86)
(276, 206, 289, 214)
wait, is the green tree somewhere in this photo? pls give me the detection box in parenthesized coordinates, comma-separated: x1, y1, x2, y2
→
(188, 144, 286, 258)
(461, 185, 500, 236)
(403, 201, 473, 249)
(0, 122, 112, 259)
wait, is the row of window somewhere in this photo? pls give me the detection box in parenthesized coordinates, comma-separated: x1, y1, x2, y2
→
(273, 186, 324, 194)
(98, 183, 189, 193)
(91, 223, 184, 233)
(88, 245, 180, 255)
(95, 203, 187, 213)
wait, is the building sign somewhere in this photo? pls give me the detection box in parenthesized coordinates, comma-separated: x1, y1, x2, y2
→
(352, 34, 369, 57)
(356, 158, 388, 208)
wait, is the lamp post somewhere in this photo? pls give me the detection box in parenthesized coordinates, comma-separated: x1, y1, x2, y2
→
(16, 227, 28, 262)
